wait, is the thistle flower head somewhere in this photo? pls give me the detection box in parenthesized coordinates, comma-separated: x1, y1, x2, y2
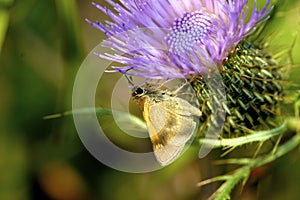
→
(89, 0, 272, 79)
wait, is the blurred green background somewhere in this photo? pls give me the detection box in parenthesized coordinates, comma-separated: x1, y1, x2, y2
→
(0, 0, 300, 199)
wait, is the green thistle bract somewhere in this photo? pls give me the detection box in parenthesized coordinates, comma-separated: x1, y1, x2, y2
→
(191, 39, 284, 137)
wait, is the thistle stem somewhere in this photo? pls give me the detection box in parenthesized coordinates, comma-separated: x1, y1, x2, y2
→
(208, 132, 300, 200)
(198, 115, 300, 199)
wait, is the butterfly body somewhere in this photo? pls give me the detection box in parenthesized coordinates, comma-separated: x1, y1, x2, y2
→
(132, 83, 201, 166)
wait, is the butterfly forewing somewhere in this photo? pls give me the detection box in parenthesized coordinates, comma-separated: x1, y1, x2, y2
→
(132, 80, 201, 166)
(153, 143, 185, 166)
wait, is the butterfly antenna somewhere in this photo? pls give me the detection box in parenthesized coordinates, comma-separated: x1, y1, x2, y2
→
(125, 75, 135, 88)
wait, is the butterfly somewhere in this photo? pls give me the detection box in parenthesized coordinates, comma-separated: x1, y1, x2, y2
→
(131, 81, 201, 166)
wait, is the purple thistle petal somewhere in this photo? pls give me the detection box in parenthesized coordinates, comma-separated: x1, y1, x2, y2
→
(90, 0, 273, 79)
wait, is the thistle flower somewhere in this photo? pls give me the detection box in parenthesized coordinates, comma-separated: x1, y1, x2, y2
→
(90, 0, 284, 137)
(88, 0, 272, 79)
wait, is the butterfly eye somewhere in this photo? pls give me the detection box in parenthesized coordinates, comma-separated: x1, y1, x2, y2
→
(135, 87, 145, 95)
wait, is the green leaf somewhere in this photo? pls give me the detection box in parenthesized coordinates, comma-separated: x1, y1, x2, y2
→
(199, 121, 287, 148)
(0, 0, 14, 54)
(44, 107, 147, 131)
